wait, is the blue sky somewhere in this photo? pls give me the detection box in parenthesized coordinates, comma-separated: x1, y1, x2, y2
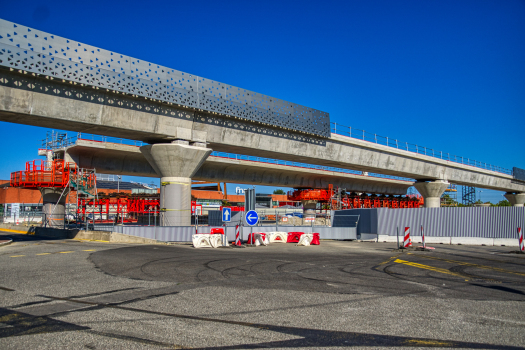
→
(0, 0, 524, 203)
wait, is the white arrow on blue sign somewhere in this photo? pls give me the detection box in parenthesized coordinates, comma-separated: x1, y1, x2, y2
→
(245, 210, 259, 226)
(222, 207, 232, 222)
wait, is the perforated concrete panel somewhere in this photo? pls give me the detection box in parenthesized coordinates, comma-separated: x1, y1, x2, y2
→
(0, 19, 330, 137)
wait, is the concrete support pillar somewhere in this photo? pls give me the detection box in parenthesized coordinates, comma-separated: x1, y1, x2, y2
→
(504, 193, 525, 207)
(140, 141, 212, 226)
(414, 180, 449, 208)
(302, 200, 317, 219)
(40, 187, 68, 228)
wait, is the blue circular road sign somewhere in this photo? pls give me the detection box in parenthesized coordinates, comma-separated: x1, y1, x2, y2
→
(245, 210, 259, 226)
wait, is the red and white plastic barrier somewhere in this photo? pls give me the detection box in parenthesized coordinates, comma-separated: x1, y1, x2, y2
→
(287, 232, 304, 243)
(403, 227, 411, 248)
(247, 232, 269, 246)
(210, 228, 225, 235)
(297, 233, 314, 246)
(296, 233, 321, 246)
(267, 232, 287, 243)
(519, 227, 524, 252)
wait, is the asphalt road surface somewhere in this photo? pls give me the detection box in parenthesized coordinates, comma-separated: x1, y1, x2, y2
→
(1, 230, 524, 349)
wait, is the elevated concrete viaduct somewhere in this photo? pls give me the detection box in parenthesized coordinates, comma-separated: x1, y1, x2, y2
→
(1, 70, 523, 202)
(58, 139, 412, 195)
(0, 18, 524, 225)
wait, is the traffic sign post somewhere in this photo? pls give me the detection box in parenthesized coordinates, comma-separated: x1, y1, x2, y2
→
(245, 210, 259, 246)
(222, 207, 231, 223)
(245, 210, 259, 226)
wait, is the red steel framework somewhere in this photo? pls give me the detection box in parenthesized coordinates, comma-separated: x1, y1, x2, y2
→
(10, 159, 95, 189)
(77, 196, 161, 223)
(77, 195, 202, 223)
(287, 185, 423, 209)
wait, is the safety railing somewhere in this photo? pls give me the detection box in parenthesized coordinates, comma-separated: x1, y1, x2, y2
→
(331, 122, 512, 175)
(41, 132, 144, 150)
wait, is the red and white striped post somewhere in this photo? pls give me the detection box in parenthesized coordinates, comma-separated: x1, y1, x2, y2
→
(404, 227, 411, 248)
(235, 225, 241, 246)
(518, 228, 524, 252)
(421, 225, 425, 249)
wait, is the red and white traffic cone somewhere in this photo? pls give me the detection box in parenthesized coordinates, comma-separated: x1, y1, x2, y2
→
(403, 227, 411, 248)
(519, 228, 524, 252)
(235, 225, 242, 246)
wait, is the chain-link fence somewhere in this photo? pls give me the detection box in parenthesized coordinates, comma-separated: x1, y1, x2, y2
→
(1, 210, 44, 225)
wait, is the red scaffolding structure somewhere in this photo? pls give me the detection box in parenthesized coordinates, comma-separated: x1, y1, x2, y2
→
(287, 185, 423, 209)
(77, 195, 202, 224)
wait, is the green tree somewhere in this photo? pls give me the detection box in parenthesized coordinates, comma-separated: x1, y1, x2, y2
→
(273, 189, 285, 195)
(496, 199, 511, 207)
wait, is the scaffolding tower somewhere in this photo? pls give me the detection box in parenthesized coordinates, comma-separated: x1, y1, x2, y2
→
(441, 184, 458, 207)
(462, 186, 476, 206)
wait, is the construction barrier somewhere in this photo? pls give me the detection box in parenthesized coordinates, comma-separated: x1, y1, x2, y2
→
(247, 232, 269, 246)
(403, 227, 411, 248)
(297, 233, 314, 246)
(192, 233, 224, 248)
(234, 225, 241, 246)
(267, 232, 287, 243)
(192, 234, 212, 248)
(519, 228, 524, 251)
(210, 228, 225, 235)
(287, 232, 305, 243)
(311, 232, 320, 245)
(295, 233, 320, 246)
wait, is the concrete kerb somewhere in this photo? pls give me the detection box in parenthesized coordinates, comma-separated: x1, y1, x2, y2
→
(0, 239, 13, 246)
(377, 234, 520, 247)
(0, 224, 161, 245)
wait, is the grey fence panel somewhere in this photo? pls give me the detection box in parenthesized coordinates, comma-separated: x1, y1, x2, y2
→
(373, 207, 524, 238)
(113, 225, 355, 241)
(106, 207, 524, 241)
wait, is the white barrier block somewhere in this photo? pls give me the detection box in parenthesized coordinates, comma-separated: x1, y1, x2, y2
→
(209, 234, 223, 248)
(254, 233, 269, 246)
(451, 237, 494, 246)
(493, 238, 519, 247)
(297, 233, 313, 246)
(267, 232, 287, 243)
(423, 237, 452, 245)
(193, 234, 211, 248)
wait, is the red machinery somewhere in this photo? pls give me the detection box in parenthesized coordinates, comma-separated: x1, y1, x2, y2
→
(287, 185, 422, 209)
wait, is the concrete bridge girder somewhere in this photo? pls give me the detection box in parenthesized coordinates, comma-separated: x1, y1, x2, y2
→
(60, 140, 413, 196)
